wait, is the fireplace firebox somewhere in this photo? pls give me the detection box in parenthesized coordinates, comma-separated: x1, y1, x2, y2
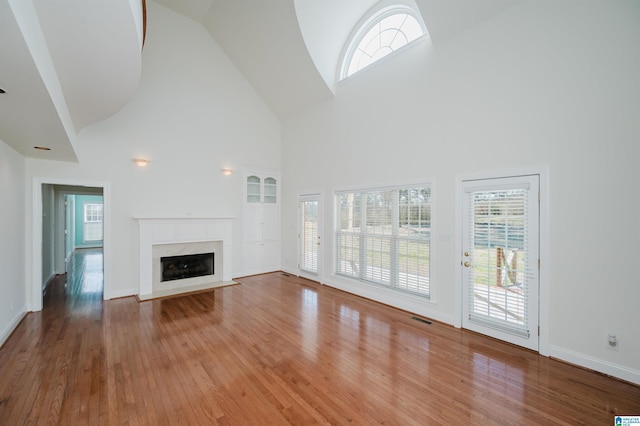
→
(161, 252, 214, 282)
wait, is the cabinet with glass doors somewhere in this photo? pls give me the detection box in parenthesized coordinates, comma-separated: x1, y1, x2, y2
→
(243, 171, 280, 275)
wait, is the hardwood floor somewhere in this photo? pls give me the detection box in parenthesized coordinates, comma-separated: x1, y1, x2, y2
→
(1, 252, 638, 424)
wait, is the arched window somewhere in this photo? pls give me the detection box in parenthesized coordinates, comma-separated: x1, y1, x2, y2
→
(339, 2, 427, 80)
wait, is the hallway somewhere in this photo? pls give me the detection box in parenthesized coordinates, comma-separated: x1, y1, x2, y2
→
(45, 247, 104, 309)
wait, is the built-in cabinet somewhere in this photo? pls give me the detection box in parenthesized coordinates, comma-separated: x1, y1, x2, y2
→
(243, 171, 280, 275)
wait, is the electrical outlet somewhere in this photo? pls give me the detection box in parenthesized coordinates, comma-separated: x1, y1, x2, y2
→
(607, 334, 619, 351)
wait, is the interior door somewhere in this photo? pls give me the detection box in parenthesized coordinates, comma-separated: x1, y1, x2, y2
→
(462, 175, 539, 351)
(64, 195, 73, 263)
(299, 194, 321, 280)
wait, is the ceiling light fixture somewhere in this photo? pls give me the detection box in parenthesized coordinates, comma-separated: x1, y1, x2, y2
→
(221, 168, 233, 176)
(34, 146, 51, 151)
(133, 158, 150, 167)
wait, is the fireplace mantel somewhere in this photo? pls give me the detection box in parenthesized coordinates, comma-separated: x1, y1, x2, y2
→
(135, 217, 234, 299)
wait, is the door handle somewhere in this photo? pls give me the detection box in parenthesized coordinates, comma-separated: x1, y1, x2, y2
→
(464, 261, 473, 268)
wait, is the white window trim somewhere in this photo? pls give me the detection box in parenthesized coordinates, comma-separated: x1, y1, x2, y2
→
(454, 166, 549, 356)
(334, 182, 432, 299)
(298, 192, 323, 281)
(84, 203, 103, 223)
(337, 0, 429, 81)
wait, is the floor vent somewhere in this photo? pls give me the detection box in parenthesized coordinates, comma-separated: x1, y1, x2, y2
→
(411, 316, 432, 325)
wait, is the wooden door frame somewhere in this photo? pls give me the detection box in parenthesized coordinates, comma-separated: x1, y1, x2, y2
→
(454, 166, 549, 356)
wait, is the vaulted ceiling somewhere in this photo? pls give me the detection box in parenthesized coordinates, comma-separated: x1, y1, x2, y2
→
(0, 0, 143, 162)
(0, 0, 520, 163)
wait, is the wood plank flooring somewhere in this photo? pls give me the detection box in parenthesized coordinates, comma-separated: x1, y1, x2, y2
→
(1, 250, 639, 424)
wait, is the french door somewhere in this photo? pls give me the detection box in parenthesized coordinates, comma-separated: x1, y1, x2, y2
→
(462, 175, 539, 351)
(299, 194, 321, 280)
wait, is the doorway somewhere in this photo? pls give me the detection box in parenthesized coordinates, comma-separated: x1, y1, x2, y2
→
(43, 188, 104, 307)
(461, 175, 540, 351)
(298, 194, 322, 281)
(62, 193, 104, 301)
(33, 179, 110, 311)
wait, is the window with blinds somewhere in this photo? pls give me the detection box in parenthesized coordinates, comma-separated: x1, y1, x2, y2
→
(83, 203, 103, 242)
(84, 203, 103, 223)
(301, 199, 319, 274)
(335, 185, 431, 298)
(464, 184, 535, 337)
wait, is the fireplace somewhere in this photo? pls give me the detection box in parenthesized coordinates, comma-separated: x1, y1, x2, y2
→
(161, 252, 214, 282)
(135, 217, 234, 300)
(152, 240, 222, 293)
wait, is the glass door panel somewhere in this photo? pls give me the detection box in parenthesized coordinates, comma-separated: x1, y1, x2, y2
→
(299, 195, 321, 278)
(462, 175, 539, 351)
(247, 176, 261, 203)
(264, 177, 277, 204)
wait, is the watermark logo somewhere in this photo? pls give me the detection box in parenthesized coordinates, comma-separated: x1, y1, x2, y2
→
(616, 416, 640, 426)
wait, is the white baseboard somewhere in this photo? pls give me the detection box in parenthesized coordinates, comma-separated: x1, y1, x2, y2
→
(0, 307, 28, 348)
(323, 274, 455, 326)
(105, 287, 138, 300)
(281, 266, 298, 276)
(42, 273, 56, 292)
(550, 345, 640, 385)
(275, 270, 455, 325)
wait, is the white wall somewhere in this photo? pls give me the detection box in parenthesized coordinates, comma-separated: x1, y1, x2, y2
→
(24, 3, 281, 301)
(0, 140, 27, 346)
(281, 1, 640, 383)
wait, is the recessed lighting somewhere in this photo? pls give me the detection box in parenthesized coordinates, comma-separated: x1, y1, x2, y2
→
(34, 146, 51, 151)
(133, 158, 150, 167)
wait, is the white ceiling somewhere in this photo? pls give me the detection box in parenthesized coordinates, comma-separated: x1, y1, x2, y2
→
(156, 0, 521, 120)
(0, 0, 521, 162)
(154, 0, 336, 119)
(0, 0, 78, 161)
(34, 0, 143, 132)
(0, 0, 142, 162)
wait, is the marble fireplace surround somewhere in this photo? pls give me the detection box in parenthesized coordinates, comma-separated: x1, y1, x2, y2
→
(135, 218, 234, 300)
